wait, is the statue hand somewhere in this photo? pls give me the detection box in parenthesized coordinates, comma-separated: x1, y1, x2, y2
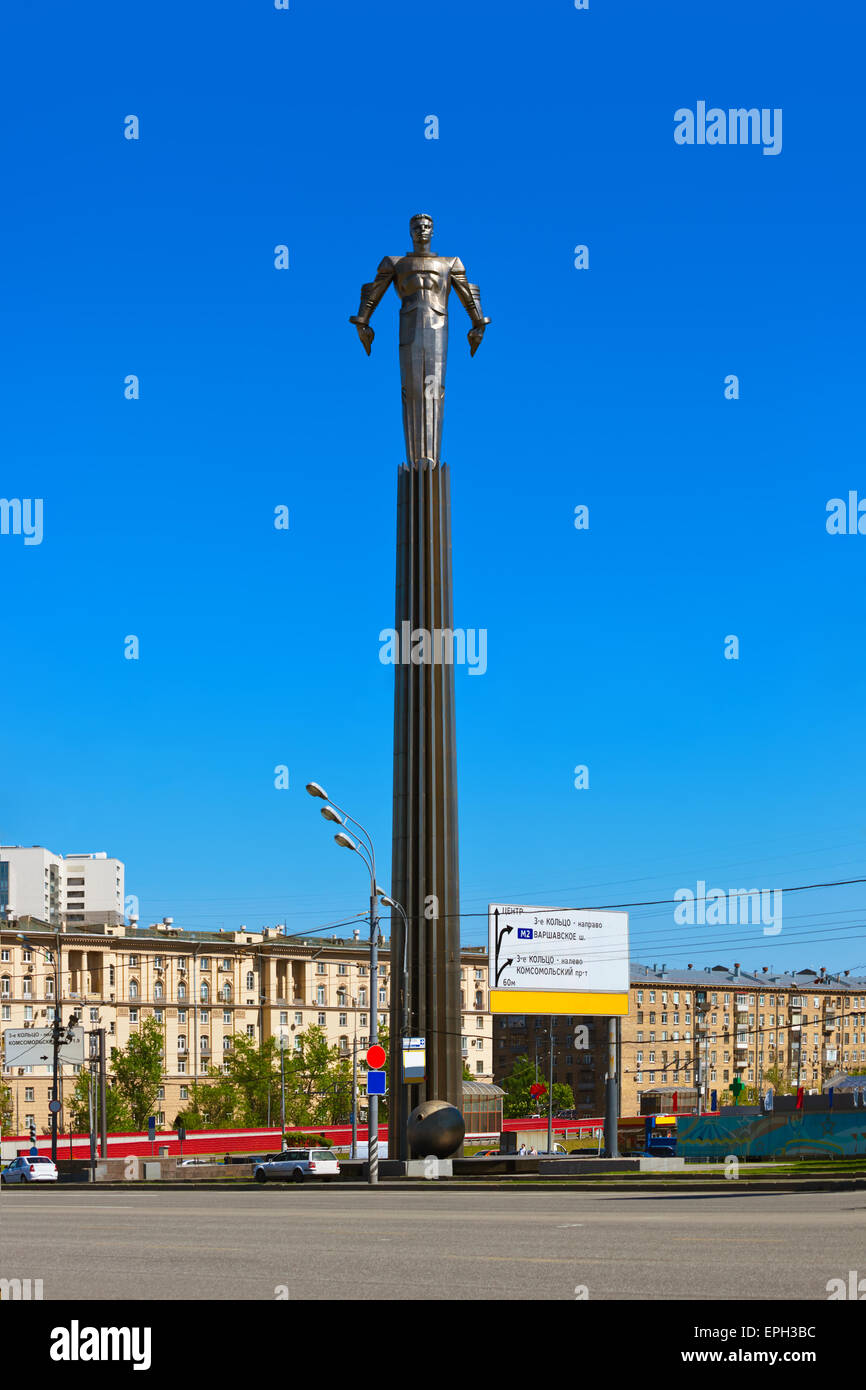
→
(467, 322, 487, 357)
(350, 317, 375, 355)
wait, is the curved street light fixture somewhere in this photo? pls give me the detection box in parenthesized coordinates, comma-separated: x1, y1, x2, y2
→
(307, 781, 382, 1185)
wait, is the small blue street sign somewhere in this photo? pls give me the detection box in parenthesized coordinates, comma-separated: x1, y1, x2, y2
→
(147, 1116, 156, 1138)
(367, 1071, 387, 1096)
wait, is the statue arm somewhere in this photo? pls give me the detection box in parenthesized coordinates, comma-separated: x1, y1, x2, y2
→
(450, 257, 490, 356)
(350, 256, 395, 354)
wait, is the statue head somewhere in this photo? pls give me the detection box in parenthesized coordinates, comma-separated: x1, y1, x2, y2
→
(410, 213, 434, 251)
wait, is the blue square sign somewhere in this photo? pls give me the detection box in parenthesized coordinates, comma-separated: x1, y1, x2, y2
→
(367, 1071, 387, 1096)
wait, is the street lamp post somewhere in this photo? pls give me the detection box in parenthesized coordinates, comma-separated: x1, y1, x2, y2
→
(279, 1033, 287, 1146)
(351, 996, 358, 1159)
(306, 782, 383, 1186)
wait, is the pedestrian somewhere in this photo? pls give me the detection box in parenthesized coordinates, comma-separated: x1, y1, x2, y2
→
(519, 1142, 527, 1156)
(529, 1145, 537, 1156)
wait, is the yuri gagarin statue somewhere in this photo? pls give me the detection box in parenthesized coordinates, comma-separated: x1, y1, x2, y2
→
(350, 213, 490, 465)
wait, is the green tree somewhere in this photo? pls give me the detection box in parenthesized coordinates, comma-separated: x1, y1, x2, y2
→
(763, 1065, 795, 1096)
(289, 1026, 355, 1126)
(500, 1055, 574, 1119)
(110, 1016, 165, 1130)
(0, 1080, 13, 1134)
(218, 1033, 282, 1127)
(173, 1075, 238, 1130)
(67, 1073, 133, 1133)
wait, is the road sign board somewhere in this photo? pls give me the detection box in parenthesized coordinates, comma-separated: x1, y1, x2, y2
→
(488, 903, 629, 1016)
(367, 1070, 387, 1096)
(1, 1026, 85, 1068)
(402, 1037, 425, 1082)
(366, 1044, 386, 1070)
(147, 1116, 156, 1138)
(48, 1100, 62, 1114)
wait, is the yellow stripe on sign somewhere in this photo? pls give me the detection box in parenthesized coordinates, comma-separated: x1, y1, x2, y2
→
(489, 990, 630, 1016)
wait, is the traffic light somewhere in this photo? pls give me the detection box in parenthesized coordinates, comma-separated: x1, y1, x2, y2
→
(29, 1120, 37, 1150)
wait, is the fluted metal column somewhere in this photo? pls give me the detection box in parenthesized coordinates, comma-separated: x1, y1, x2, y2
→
(389, 457, 462, 1159)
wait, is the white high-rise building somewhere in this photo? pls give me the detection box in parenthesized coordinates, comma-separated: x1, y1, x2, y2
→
(0, 846, 125, 927)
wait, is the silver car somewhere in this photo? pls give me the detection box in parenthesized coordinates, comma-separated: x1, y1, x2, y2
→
(253, 1148, 340, 1184)
(2, 1155, 59, 1184)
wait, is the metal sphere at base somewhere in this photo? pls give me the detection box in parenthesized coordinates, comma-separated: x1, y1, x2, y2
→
(407, 1100, 465, 1158)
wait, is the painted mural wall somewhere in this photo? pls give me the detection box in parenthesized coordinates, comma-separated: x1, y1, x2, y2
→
(676, 1111, 866, 1159)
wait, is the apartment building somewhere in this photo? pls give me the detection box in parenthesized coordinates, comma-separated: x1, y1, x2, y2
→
(0, 846, 124, 928)
(494, 962, 866, 1117)
(0, 918, 492, 1134)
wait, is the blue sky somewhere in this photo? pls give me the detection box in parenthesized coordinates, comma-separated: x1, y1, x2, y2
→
(3, 1, 863, 973)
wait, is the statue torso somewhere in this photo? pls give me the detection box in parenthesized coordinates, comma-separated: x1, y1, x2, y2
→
(392, 255, 455, 315)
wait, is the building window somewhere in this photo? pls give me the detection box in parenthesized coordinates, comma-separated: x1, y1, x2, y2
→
(178, 1036, 187, 1052)
(200, 982, 209, 1002)
(130, 1009, 139, 1023)
(225, 1010, 233, 1024)
(318, 1012, 326, 1026)
(178, 1009, 187, 1024)
(178, 983, 186, 1001)
(155, 1010, 163, 1023)
(338, 964, 347, 975)
(200, 958, 210, 971)
(178, 1059, 186, 1074)
(154, 982, 164, 1001)
(25, 1087, 35, 1102)
(317, 987, 326, 1006)
(339, 1012, 347, 1026)
(246, 972, 255, 990)
(294, 1012, 302, 1025)
(129, 980, 139, 1000)
(246, 1024, 255, 1038)
(317, 963, 326, 975)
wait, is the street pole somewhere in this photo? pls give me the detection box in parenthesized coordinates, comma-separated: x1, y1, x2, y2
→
(547, 1016, 554, 1154)
(351, 1032, 358, 1159)
(51, 1001, 61, 1163)
(604, 1016, 619, 1158)
(279, 1036, 286, 1146)
(368, 890, 379, 1185)
(98, 1027, 107, 1158)
(88, 1057, 97, 1184)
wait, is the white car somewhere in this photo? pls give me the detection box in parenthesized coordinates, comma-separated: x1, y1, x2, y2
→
(1, 1155, 59, 1184)
(253, 1148, 340, 1184)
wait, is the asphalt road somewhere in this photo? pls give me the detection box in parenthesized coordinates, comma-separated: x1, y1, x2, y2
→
(1, 1187, 863, 1301)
